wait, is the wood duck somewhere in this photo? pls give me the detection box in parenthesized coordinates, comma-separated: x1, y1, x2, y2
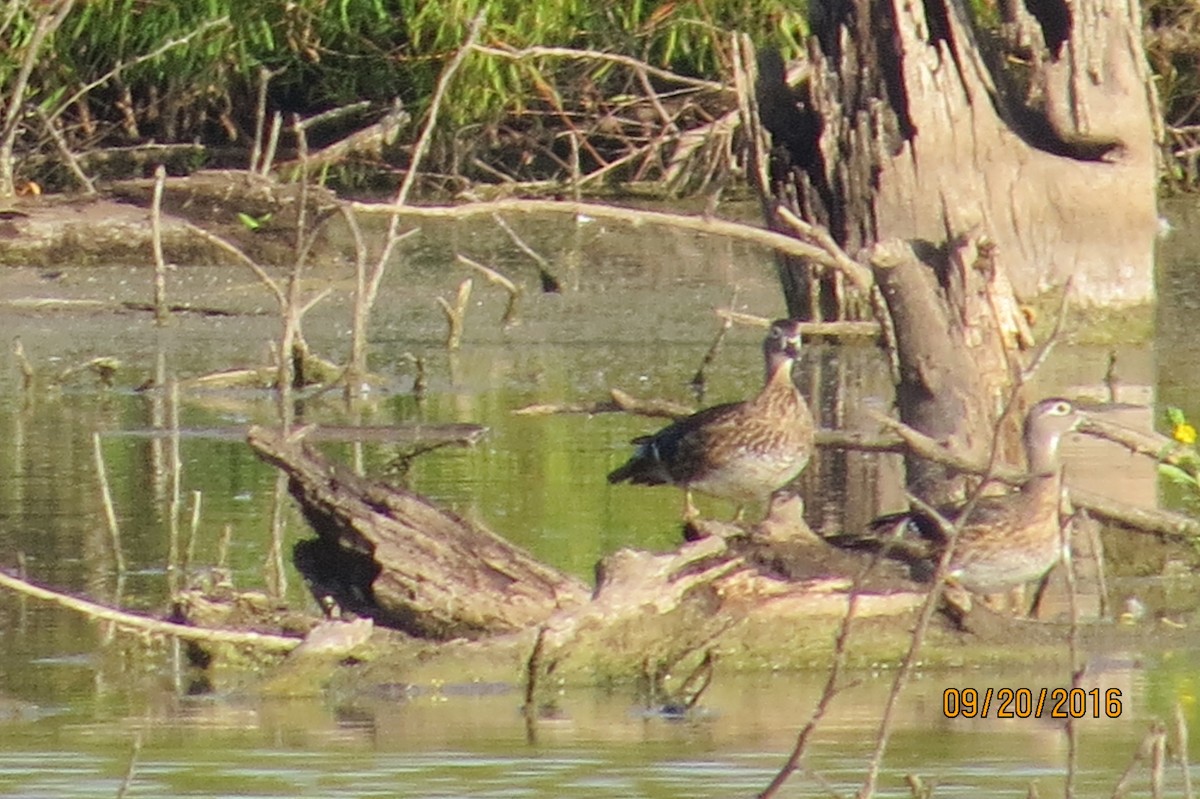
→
(861, 398, 1084, 596)
(608, 319, 814, 520)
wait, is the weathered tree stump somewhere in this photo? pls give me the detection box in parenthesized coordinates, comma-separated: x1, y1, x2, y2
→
(752, 0, 1158, 499)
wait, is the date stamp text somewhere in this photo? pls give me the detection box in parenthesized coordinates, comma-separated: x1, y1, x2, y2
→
(942, 687, 1123, 719)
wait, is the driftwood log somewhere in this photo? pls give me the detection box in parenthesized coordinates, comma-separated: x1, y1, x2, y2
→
(245, 425, 933, 660)
(247, 426, 590, 639)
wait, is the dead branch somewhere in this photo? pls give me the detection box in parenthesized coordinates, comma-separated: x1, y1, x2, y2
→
(870, 410, 1200, 539)
(13, 337, 33, 392)
(277, 101, 410, 173)
(151, 164, 168, 325)
(395, 11, 485, 206)
(182, 222, 285, 306)
(92, 432, 125, 574)
(490, 213, 561, 292)
(436, 278, 472, 350)
(33, 106, 95, 193)
(0, 569, 300, 652)
(513, 387, 695, 419)
(713, 308, 880, 338)
(470, 43, 727, 94)
(456, 254, 523, 326)
(349, 198, 876, 295)
(247, 425, 588, 638)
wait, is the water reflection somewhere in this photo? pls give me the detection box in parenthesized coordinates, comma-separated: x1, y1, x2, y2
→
(0, 201, 1196, 795)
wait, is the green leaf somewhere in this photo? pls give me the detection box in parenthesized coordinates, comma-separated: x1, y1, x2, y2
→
(237, 212, 261, 231)
(1167, 406, 1187, 427)
(1159, 462, 1200, 489)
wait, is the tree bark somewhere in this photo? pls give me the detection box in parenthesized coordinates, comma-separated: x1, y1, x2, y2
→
(247, 426, 590, 639)
(755, 0, 1158, 487)
(775, 0, 1157, 308)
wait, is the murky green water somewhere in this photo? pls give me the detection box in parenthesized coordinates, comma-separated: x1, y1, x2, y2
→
(0, 201, 1197, 795)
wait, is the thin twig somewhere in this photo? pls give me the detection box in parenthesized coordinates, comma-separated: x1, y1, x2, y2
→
(0, 569, 299, 651)
(1176, 703, 1194, 799)
(217, 523, 233, 572)
(249, 66, 274, 173)
(758, 591, 861, 798)
(523, 626, 547, 744)
(114, 733, 141, 799)
(151, 165, 168, 325)
(295, 100, 372, 132)
(456, 253, 523, 325)
(1022, 276, 1075, 381)
(350, 197, 875, 293)
(471, 43, 727, 93)
(0, 1, 75, 196)
(34, 106, 95, 193)
(395, 11, 486, 206)
(266, 474, 289, 598)
(185, 490, 201, 574)
(857, 385, 1028, 799)
(491, 213, 561, 292)
(13, 337, 33, 392)
(1111, 726, 1160, 798)
(714, 308, 880, 338)
(166, 380, 182, 598)
(1152, 726, 1166, 799)
(691, 307, 735, 400)
(436, 278, 473, 350)
(92, 432, 126, 574)
(182, 222, 284, 305)
(261, 111, 282, 176)
(50, 16, 231, 131)
(1064, 494, 1082, 799)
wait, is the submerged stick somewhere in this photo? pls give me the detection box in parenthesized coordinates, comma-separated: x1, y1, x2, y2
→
(456, 254, 522, 326)
(92, 432, 126, 574)
(691, 309, 734, 400)
(491, 213, 561, 293)
(114, 733, 141, 799)
(12, 337, 33, 392)
(185, 490, 202, 574)
(436, 278, 473, 350)
(166, 380, 182, 598)
(151, 165, 168, 325)
(1175, 703, 1193, 799)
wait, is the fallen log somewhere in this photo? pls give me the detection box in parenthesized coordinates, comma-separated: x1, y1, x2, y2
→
(247, 426, 590, 639)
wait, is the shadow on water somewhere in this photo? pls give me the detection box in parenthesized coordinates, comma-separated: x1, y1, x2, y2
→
(0, 200, 1196, 795)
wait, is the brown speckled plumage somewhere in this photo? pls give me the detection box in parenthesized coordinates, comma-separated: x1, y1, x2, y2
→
(864, 398, 1084, 594)
(608, 319, 814, 518)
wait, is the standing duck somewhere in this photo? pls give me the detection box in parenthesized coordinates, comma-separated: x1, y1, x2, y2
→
(607, 319, 814, 520)
(864, 397, 1085, 596)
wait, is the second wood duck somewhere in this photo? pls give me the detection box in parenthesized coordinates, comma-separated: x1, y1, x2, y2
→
(861, 397, 1084, 596)
(607, 319, 815, 520)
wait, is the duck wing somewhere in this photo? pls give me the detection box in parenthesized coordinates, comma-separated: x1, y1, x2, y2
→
(607, 401, 745, 486)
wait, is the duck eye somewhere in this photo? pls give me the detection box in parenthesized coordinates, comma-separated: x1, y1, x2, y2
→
(1054, 402, 1071, 415)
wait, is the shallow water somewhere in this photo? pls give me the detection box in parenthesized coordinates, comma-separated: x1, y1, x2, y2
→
(0, 199, 1196, 796)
